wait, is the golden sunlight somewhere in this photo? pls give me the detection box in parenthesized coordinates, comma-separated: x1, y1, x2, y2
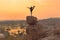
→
(0, 0, 60, 20)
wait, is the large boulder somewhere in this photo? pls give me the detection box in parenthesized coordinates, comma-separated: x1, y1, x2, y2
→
(25, 16, 60, 40)
(26, 16, 38, 25)
(25, 16, 48, 40)
(25, 22, 44, 40)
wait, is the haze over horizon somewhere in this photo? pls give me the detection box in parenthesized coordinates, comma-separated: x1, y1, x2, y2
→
(0, 0, 60, 20)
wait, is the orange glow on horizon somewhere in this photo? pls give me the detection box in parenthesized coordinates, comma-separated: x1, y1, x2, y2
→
(0, 0, 60, 20)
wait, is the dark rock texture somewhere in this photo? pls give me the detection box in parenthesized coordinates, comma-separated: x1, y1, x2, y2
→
(25, 16, 44, 40)
(25, 16, 60, 40)
(26, 16, 37, 25)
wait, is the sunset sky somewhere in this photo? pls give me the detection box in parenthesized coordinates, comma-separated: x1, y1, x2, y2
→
(0, 0, 60, 20)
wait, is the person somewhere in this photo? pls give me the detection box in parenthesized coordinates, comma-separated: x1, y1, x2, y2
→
(27, 6, 35, 16)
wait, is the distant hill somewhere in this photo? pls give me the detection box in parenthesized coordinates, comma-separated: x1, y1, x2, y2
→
(39, 18, 60, 31)
(0, 20, 26, 24)
(39, 18, 60, 25)
(0, 18, 60, 28)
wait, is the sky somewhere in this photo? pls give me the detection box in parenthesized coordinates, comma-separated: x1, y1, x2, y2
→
(0, 0, 60, 20)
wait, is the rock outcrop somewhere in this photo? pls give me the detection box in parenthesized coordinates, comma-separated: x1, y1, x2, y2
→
(25, 16, 44, 40)
(26, 16, 37, 25)
(24, 16, 60, 40)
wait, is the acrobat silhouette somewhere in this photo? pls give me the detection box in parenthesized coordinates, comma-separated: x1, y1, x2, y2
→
(27, 6, 35, 16)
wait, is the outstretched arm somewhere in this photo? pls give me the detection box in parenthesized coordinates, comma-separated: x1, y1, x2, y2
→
(33, 6, 35, 7)
(33, 6, 35, 9)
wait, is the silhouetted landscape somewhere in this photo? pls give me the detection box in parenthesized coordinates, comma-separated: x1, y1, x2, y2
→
(0, 18, 60, 40)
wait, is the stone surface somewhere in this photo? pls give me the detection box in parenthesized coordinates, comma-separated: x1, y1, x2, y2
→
(41, 36, 60, 40)
(25, 16, 44, 40)
(25, 16, 60, 40)
(26, 24, 43, 40)
(26, 16, 37, 25)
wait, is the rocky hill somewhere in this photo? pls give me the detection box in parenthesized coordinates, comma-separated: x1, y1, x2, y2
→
(38, 18, 60, 31)
(25, 17, 60, 40)
(0, 18, 60, 40)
